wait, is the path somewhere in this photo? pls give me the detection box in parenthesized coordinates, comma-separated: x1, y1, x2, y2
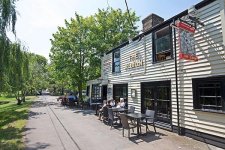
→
(24, 96, 222, 150)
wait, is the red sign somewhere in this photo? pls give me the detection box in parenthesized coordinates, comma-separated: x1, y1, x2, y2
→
(176, 21, 198, 62)
(176, 22, 195, 33)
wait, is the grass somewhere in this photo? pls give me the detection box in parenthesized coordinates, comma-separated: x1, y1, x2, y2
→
(0, 96, 36, 150)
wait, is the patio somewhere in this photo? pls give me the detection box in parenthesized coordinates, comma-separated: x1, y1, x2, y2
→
(24, 96, 221, 150)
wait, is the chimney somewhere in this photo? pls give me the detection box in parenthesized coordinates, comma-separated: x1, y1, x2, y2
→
(142, 13, 164, 32)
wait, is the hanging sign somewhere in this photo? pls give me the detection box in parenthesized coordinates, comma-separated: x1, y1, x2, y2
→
(177, 21, 198, 61)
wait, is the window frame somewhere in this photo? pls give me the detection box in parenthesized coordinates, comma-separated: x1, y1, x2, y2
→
(192, 76, 225, 113)
(113, 84, 128, 103)
(91, 84, 101, 100)
(112, 49, 121, 73)
(152, 25, 173, 63)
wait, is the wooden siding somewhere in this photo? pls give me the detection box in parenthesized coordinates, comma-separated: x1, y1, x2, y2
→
(176, 0, 225, 138)
(101, 0, 225, 138)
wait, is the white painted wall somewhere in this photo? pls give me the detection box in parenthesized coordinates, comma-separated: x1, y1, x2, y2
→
(101, 0, 225, 138)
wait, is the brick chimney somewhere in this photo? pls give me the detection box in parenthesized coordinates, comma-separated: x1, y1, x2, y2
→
(142, 13, 164, 32)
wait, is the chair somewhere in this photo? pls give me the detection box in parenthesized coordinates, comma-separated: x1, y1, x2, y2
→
(128, 106, 135, 113)
(140, 109, 156, 133)
(102, 106, 109, 122)
(120, 113, 137, 138)
(108, 108, 119, 128)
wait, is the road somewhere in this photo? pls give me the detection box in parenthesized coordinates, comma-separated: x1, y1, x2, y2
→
(24, 96, 222, 150)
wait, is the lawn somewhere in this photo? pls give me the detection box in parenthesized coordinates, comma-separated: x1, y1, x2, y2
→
(0, 96, 36, 150)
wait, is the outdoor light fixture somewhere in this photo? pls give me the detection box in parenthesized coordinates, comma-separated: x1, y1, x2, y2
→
(131, 89, 136, 98)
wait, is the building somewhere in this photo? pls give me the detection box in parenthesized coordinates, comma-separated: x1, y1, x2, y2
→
(87, 0, 225, 148)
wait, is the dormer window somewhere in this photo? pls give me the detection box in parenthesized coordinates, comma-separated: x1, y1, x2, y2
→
(153, 26, 173, 63)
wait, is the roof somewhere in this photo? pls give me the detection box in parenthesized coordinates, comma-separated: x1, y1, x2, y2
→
(106, 0, 216, 55)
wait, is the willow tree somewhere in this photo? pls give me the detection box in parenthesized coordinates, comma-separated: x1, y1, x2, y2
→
(0, 0, 18, 94)
(0, 0, 17, 36)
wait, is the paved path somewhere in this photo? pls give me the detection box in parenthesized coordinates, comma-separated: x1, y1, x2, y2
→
(24, 96, 222, 150)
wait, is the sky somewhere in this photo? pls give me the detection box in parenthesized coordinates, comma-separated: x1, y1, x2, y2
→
(9, 0, 202, 60)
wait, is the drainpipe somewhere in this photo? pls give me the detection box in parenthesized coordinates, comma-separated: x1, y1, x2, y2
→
(173, 19, 181, 135)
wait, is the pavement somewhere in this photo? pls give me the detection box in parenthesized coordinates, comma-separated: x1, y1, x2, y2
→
(24, 96, 223, 150)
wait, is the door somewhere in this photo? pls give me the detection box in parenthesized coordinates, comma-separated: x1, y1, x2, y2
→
(141, 81, 171, 124)
(102, 85, 107, 100)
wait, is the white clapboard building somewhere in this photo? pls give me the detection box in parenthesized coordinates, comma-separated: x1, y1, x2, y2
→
(87, 0, 225, 148)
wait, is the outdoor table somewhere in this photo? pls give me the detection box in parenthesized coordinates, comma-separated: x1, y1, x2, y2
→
(126, 113, 147, 136)
(90, 103, 102, 115)
(112, 107, 128, 113)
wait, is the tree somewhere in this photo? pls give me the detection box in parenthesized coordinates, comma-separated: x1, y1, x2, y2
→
(50, 8, 139, 103)
(27, 53, 49, 95)
(0, 0, 17, 37)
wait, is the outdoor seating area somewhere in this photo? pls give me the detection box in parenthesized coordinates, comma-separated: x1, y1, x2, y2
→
(57, 96, 157, 139)
(95, 101, 157, 138)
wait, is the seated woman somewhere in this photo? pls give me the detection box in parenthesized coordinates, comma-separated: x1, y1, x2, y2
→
(116, 98, 125, 108)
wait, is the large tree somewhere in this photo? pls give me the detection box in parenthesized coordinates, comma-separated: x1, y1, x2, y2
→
(50, 8, 139, 102)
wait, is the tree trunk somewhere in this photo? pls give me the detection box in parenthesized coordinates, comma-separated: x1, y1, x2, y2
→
(22, 91, 26, 102)
(61, 87, 64, 95)
(78, 81, 83, 105)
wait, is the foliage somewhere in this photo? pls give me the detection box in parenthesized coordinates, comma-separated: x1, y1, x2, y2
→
(27, 53, 49, 95)
(0, 96, 35, 150)
(0, 0, 17, 37)
(50, 8, 139, 101)
(0, 38, 49, 99)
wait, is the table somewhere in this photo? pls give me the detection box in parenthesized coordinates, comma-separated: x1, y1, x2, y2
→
(112, 108, 128, 113)
(91, 103, 102, 115)
(126, 113, 147, 135)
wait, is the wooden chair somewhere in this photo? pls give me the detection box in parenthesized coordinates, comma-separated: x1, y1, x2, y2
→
(120, 113, 137, 138)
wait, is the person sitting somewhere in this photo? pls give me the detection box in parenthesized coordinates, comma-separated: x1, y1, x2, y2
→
(116, 98, 125, 108)
(98, 100, 107, 120)
(67, 92, 76, 106)
(109, 99, 116, 107)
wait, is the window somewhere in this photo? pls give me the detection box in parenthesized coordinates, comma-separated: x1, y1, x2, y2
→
(193, 76, 225, 112)
(113, 84, 128, 103)
(153, 26, 172, 62)
(91, 84, 101, 100)
(141, 81, 171, 123)
(86, 86, 90, 96)
(112, 50, 120, 73)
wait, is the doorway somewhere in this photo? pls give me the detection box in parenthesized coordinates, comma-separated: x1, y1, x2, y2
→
(141, 81, 171, 125)
(102, 85, 107, 100)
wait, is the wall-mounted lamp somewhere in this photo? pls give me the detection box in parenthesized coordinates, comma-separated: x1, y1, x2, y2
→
(131, 89, 136, 98)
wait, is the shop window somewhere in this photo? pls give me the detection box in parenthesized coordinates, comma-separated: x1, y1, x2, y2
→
(112, 50, 120, 73)
(153, 26, 172, 63)
(193, 76, 225, 112)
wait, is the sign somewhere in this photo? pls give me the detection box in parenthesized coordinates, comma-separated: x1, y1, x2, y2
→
(177, 21, 198, 61)
(126, 52, 144, 70)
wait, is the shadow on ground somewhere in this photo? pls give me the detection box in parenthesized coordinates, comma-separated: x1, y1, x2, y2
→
(25, 142, 50, 150)
(128, 131, 167, 144)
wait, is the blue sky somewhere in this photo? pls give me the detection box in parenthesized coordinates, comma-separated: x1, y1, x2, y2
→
(9, 0, 201, 60)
